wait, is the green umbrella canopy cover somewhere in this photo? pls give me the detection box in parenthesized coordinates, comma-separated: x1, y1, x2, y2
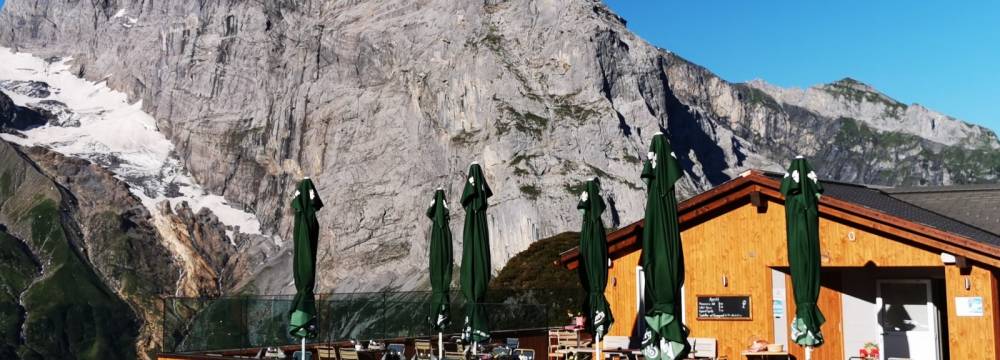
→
(460, 163, 492, 343)
(289, 178, 323, 339)
(780, 157, 826, 347)
(577, 178, 614, 337)
(427, 188, 454, 331)
(639, 134, 690, 360)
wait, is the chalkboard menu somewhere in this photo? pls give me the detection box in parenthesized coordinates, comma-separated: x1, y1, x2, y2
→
(696, 295, 751, 320)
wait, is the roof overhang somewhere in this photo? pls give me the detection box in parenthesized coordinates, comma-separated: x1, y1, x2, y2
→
(558, 170, 1000, 270)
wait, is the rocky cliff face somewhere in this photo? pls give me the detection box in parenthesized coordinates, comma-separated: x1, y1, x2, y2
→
(0, 135, 272, 358)
(0, 91, 45, 131)
(2, 0, 997, 295)
(0, 138, 146, 359)
(749, 78, 999, 149)
(0, 94, 264, 358)
(744, 78, 1000, 185)
(0, 0, 998, 357)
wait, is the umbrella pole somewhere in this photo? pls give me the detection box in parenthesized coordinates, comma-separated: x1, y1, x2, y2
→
(595, 332, 601, 360)
(438, 332, 443, 360)
(302, 337, 307, 360)
(805, 346, 812, 360)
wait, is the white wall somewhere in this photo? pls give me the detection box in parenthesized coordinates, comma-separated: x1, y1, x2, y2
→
(841, 272, 880, 359)
(771, 269, 788, 348)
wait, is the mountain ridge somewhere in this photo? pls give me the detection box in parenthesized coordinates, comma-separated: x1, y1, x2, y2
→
(746, 77, 999, 149)
(1, 0, 996, 303)
(0, 0, 998, 358)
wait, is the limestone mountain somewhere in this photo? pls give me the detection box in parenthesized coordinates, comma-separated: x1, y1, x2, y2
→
(747, 78, 999, 185)
(0, 92, 271, 357)
(0, 0, 998, 358)
(3, 0, 997, 313)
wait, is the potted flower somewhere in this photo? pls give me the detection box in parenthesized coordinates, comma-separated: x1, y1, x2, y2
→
(566, 311, 585, 328)
(858, 342, 879, 360)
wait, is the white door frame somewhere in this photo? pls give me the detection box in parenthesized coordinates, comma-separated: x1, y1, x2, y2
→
(875, 279, 942, 360)
(636, 266, 645, 337)
(635, 266, 686, 336)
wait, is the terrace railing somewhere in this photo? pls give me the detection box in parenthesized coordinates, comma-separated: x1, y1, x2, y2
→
(161, 288, 584, 353)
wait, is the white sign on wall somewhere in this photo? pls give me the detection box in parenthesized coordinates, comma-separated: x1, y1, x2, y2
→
(955, 296, 984, 317)
(772, 288, 786, 318)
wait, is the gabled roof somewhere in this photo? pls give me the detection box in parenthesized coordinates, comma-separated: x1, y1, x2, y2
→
(884, 184, 1000, 238)
(558, 170, 1000, 270)
(764, 172, 1000, 249)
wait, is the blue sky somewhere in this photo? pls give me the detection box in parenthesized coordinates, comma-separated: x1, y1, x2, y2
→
(604, 0, 1000, 134)
(0, 1, 995, 132)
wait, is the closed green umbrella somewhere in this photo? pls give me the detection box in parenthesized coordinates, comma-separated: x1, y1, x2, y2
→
(427, 188, 453, 359)
(639, 133, 690, 360)
(289, 178, 323, 357)
(460, 162, 492, 350)
(577, 178, 614, 360)
(780, 156, 825, 359)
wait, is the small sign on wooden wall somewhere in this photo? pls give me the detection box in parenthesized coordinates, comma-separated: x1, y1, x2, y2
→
(955, 296, 984, 317)
(697, 295, 752, 320)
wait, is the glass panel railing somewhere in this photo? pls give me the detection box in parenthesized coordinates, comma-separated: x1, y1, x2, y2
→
(161, 288, 584, 353)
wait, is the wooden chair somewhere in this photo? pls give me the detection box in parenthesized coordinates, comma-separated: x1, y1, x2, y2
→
(686, 338, 717, 359)
(513, 348, 536, 360)
(601, 336, 631, 351)
(414, 339, 433, 360)
(506, 338, 520, 350)
(548, 329, 579, 360)
(339, 347, 360, 360)
(315, 345, 338, 360)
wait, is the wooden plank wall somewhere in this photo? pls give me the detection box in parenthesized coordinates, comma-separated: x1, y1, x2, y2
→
(784, 273, 844, 360)
(604, 199, 995, 360)
(679, 204, 778, 358)
(944, 264, 999, 360)
(607, 250, 641, 338)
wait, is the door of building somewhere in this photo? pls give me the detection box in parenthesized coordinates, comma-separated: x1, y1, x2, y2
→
(876, 279, 942, 360)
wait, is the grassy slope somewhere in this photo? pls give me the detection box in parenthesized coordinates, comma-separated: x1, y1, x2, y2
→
(833, 117, 1000, 184)
(490, 231, 584, 325)
(0, 147, 139, 359)
(491, 232, 582, 291)
(0, 228, 39, 359)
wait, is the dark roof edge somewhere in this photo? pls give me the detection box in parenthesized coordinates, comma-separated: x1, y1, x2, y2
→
(887, 195, 1000, 238)
(884, 183, 1000, 194)
(763, 170, 999, 237)
(758, 170, 892, 189)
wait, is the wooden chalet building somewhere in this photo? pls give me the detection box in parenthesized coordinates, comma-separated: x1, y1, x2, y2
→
(559, 170, 1000, 360)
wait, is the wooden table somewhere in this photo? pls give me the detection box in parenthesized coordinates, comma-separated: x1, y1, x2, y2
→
(557, 348, 641, 360)
(741, 351, 790, 359)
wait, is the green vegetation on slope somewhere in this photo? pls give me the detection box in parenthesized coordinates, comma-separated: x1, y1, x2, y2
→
(0, 144, 142, 360)
(492, 232, 581, 290)
(0, 228, 39, 359)
(0, 171, 11, 198)
(822, 78, 908, 117)
(735, 84, 781, 111)
(496, 103, 549, 138)
(518, 185, 542, 200)
(14, 199, 139, 360)
(490, 232, 584, 322)
(832, 117, 1000, 184)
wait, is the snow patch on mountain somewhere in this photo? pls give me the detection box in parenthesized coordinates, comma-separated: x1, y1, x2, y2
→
(0, 47, 265, 237)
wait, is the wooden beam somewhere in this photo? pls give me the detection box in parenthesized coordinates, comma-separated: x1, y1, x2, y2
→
(750, 190, 767, 213)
